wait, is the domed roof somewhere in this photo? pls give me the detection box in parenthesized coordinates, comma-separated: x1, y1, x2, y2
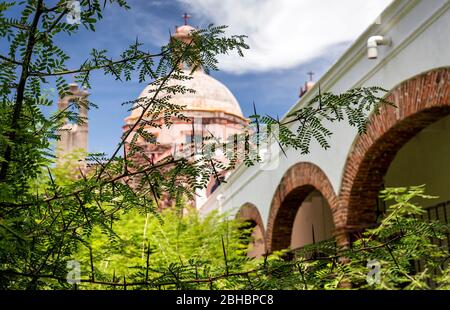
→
(127, 69, 244, 120)
(172, 25, 196, 40)
(126, 20, 244, 122)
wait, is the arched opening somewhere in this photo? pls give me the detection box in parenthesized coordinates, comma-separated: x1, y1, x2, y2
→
(244, 220, 266, 258)
(291, 190, 335, 249)
(339, 68, 450, 235)
(236, 204, 266, 258)
(267, 163, 338, 252)
(385, 114, 450, 208)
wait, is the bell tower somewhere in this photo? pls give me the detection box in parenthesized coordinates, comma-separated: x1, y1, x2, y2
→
(56, 83, 89, 161)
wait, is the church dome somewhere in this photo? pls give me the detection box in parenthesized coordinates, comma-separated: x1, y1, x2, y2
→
(172, 25, 196, 42)
(127, 69, 244, 121)
(126, 19, 244, 122)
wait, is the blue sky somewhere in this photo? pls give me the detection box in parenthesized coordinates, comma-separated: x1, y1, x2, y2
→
(4, 0, 392, 156)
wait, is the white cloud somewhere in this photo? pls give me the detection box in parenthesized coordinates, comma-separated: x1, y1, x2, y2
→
(177, 0, 393, 74)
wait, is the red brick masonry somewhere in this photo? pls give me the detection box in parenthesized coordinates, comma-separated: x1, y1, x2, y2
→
(263, 67, 449, 251)
(337, 67, 450, 240)
(266, 162, 338, 252)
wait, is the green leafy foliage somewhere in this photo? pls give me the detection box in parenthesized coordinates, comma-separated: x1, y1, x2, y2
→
(259, 86, 392, 155)
(257, 185, 450, 290)
(0, 0, 249, 289)
(75, 207, 252, 290)
(0, 0, 408, 290)
(63, 185, 450, 290)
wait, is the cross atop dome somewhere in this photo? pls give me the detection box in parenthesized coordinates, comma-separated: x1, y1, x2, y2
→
(173, 13, 196, 45)
(182, 12, 191, 25)
(299, 71, 316, 98)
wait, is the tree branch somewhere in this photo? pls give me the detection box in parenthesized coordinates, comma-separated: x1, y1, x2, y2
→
(42, 8, 69, 36)
(0, 54, 23, 66)
(29, 51, 166, 77)
(95, 41, 194, 181)
(0, 0, 44, 181)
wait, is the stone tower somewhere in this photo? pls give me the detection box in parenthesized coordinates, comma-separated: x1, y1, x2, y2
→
(56, 83, 89, 160)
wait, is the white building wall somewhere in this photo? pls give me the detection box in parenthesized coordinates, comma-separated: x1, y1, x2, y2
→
(200, 0, 450, 229)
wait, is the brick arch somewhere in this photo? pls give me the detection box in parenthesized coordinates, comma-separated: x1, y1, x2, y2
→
(338, 67, 450, 234)
(266, 162, 338, 252)
(236, 203, 267, 253)
(236, 203, 265, 232)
